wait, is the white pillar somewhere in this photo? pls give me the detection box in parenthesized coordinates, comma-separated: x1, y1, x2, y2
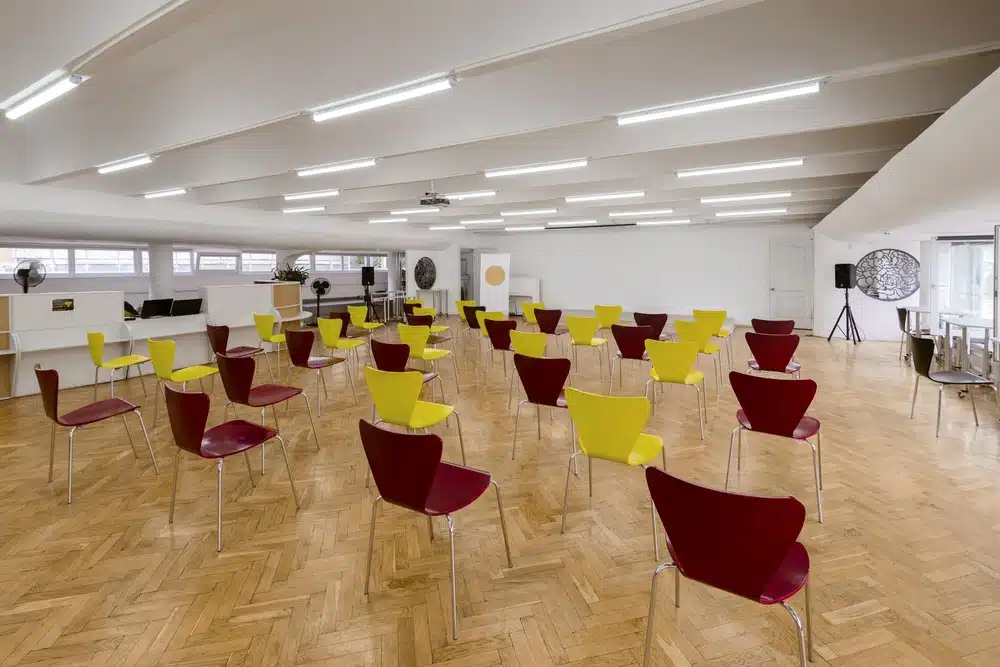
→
(148, 243, 175, 299)
(387, 251, 400, 292)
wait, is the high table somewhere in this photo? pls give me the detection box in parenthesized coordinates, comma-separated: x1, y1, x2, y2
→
(941, 315, 992, 374)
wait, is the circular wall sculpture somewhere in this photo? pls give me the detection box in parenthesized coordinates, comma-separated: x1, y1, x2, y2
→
(855, 248, 920, 301)
(485, 265, 506, 287)
(414, 257, 436, 290)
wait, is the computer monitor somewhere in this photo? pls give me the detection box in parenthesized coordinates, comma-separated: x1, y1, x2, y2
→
(140, 298, 173, 319)
(169, 298, 203, 317)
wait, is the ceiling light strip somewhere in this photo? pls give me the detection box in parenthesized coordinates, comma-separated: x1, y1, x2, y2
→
(4, 72, 85, 120)
(636, 219, 693, 226)
(444, 190, 496, 200)
(547, 220, 598, 227)
(715, 208, 789, 218)
(143, 188, 186, 199)
(505, 226, 545, 232)
(429, 225, 464, 231)
(677, 158, 804, 178)
(297, 157, 376, 177)
(460, 218, 504, 225)
(608, 209, 674, 219)
(391, 207, 439, 215)
(97, 154, 154, 174)
(501, 208, 557, 217)
(565, 191, 644, 203)
(284, 189, 340, 201)
(283, 206, 325, 214)
(700, 192, 792, 204)
(312, 73, 455, 122)
(369, 217, 407, 224)
(485, 159, 588, 179)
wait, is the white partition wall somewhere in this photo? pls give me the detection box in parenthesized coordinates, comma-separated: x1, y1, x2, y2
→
(479, 253, 511, 313)
(201, 283, 275, 351)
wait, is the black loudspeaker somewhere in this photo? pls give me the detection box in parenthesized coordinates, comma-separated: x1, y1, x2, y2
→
(361, 266, 375, 286)
(834, 263, 857, 289)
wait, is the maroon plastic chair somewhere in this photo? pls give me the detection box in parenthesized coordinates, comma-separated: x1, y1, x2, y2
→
(286, 328, 356, 414)
(511, 354, 574, 460)
(610, 324, 654, 393)
(326, 311, 368, 340)
(746, 332, 801, 378)
(406, 313, 453, 348)
(164, 385, 299, 552)
(727, 371, 823, 522)
(534, 308, 567, 355)
(360, 419, 512, 640)
(206, 324, 262, 359)
(369, 337, 444, 403)
(751, 318, 795, 335)
(483, 318, 518, 389)
(633, 313, 669, 340)
(643, 467, 812, 667)
(35, 364, 158, 504)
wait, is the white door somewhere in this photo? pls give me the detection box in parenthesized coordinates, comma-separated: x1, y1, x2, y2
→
(769, 238, 813, 328)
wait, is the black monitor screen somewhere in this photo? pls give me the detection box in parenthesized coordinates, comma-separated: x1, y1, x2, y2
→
(140, 298, 174, 319)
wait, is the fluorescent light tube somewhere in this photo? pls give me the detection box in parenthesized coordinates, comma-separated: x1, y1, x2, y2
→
(715, 208, 788, 218)
(565, 191, 644, 203)
(391, 207, 438, 215)
(618, 80, 821, 126)
(485, 159, 588, 178)
(505, 226, 545, 232)
(460, 218, 504, 225)
(312, 73, 455, 122)
(4, 72, 84, 120)
(636, 219, 692, 226)
(369, 217, 406, 224)
(609, 209, 674, 219)
(284, 189, 340, 201)
(547, 220, 598, 227)
(444, 190, 496, 200)
(143, 188, 186, 199)
(501, 208, 557, 217)
(429, 225, 464, 231)
(297, 157, 376, 177)
(677, 158, 804, 178)
(701, 192, 792, 204)
(97, 154, 154, 174)
(283, 206, 325, 214)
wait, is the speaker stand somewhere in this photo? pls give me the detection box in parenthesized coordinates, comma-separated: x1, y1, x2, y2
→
(363, 284, 382, 324)
(827, 288, 861, 344)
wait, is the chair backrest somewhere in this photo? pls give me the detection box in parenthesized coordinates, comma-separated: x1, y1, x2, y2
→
(476, 310, 505, 337)
(403, 302, 417, 316)
(253, 313, 276, 341)
(413, 306, 437, 318)
(750, 318, 795, 335)
(535, 308, 563, 334)
(464, 305, 486, 328)
(347, 305, 369, 326)
(148, 339, 177, 380)
(206, 324, 231, 355)
(215, 353, 255, 404)
(514, 354, 570, 407)
(285, 329, 316, 368)
(745, 332, 799, 372)
(612, 324, 653, 360)
(370, 338, 410, 371)
(909, 334, 935, 379)
(326, 311, 352, 336)
(164, 385, 211, 455)
(633, 312, 668, 339)
(729, 371, 817, 437)
(645, 340, 701, 383)
(594, 305, 623, 329)
(484, 318, 517, 351)
(359, 419, 441, 512)
(34, 364, 60, 422)
(522, 301, 544, 325)
(565, 387, 651, 464)
(510, 330, 547, 358)
(364, 366, 422, 425)
(316, 317, 344, 348)
(674, 320, 714, 352)
(645, 466, 806, 602)
(566, 315, 599, 344)
(456, 300, 476, 321)
(896, 307, 908, 333)
(406, 314, 434, 327)
(397, 324, 431, 353)
(693, 309, 727, 336)
(86, 332, 105, 366)
(405, 298, 424, 306)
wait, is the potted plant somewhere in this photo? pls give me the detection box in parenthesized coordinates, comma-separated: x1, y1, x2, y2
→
(272, 263, 309, 285)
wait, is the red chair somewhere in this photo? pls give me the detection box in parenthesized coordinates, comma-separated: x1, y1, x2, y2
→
(360, 419, 513, 639)
(215, 353, 320, 475)
(534, 308, 567, 354)
(370, 337, 445, 404)
(751, 318, 795, 335)
(35, 364, 158, 504)
(511, 354, 574, 460)
(633, 313, 669, 341)
(206, 324, 263, 358)
(727, 371, 823, 522)
(286, 328, 357, 415)
(483, 318, 518, 399)
(406, 313, 455, 353)
(462, 304, 486, 345)
(643, 467, 812, 667)
(610, 324, 654, 393)
(746, 332, 802, 378)
(164, 386, 299, 552)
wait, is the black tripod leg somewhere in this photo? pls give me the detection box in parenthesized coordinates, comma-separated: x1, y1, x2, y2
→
(846, 306, 860, 344)
(827, 305, 848, 341)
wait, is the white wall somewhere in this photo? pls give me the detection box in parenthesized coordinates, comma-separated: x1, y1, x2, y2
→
(812, 232, 920, 341)
(480, 224, 812, 324)
(405, 245, 461, 312)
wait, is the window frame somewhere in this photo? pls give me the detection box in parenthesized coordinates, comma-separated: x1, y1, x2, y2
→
(140, 249, 195, 275)
(240, 251, 278, 275)
(0, 246, 72, 275)
(196, 252, 239, 273)
(71, 247, 138, 276)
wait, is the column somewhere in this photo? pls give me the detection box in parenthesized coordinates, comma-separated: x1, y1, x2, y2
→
(147, 243, 175, 299)
(387, 251, 400, 292)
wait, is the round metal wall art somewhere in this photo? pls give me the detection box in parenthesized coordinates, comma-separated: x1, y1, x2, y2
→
(414, 256, 437, 289)
(855, 248, 920, 301)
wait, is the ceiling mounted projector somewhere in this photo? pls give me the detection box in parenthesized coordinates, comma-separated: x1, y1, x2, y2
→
(421, 192, 450, 207)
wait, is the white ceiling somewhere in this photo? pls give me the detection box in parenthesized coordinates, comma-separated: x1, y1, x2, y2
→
(0, 0, 998, 249)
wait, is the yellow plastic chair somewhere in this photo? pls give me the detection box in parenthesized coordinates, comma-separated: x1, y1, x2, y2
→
(563, 387, 664, 559)
(510, 330, 547, 358)
(694, 309, 733, 366)
(348, 305, 385, 339)
(148, 338, 219, 425)
(675, 320, 723, 394)
(566, 315, 610, 379)
(474, 310, 506, 373)
(405, 298, 424, 306)
(364, 366, 466, 465)
(397, 323, 460, 397)
(253, 313, 287, 381)
(594, 304, 624, 331)
(645, 340, 707, 439)
(413, 307, 450, 334)
(521, 301, 544, 331)
(455, 299, 477, 345)
(317, 317, 367, 372)
(87, 331, 150, 400)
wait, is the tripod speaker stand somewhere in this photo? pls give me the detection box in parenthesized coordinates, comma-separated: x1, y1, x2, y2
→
(361, 266, 382, 324)
(827, 288, 861, 344)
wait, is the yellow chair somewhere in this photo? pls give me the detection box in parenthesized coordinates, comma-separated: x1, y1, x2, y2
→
(694, 309, 733, 366)
(474, 310, 506, 372)
(566, 315, 610, 379)
(87, 331, 150, 400)
(675, 320, 723, 394)
(413, 307, 450, 335)
(594, 304, 623, 331)
(364, 366, 466, 465)
(147, 338, 219, 425)
(521, 301, 544, 331)
(348, 305, 385, 339)
(318, 317, 367, 371)
(455, 299, 478, 345)
(405, 298, 424, 306)
(397, 323, 460, 397)
(645, 340, 707, 440)
(563, 387, 664, 559)
(510, 330, 547, 358)
(253, 313, 287, 380)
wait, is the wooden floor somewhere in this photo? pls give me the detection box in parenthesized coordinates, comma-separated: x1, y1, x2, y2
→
(2, 322, 999, 666)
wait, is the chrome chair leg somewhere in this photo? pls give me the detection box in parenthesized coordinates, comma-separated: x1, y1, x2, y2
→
(300, 394, 321, 451)
(804, 577, 814, 662)
(650, 495, 659, 561)
(122, 414, 138, 458)
(66, 427, 76, 504)
(216, 458, 224, 552)
(910, 376, 920, 418)
(168, 448, 180, 523)
(447, 514, 458, 640)
(274, 434, 301, 509)
(809, 441, 823, 523)
(780, 601, 809, 667)
(816, 431, 823, 489)
(936, 384, 944, 437)
(725, 426, 740, 490)
(641, 563, 679, 667)
(48, 422, 57, 482)
(491, 480, 514, 567)
(135, 410, 158, 473)
(364, 495, 383, 595)
(970, 386, 979, 426)
(453, 411, 467, 465)
(560, 452, 581, 533)
(93, 367, 99, 402)
(511, 401, 524, 459)
(345, 361, 358, 405)
(243, 450, 255, 487)
(693, 385, 704, 440)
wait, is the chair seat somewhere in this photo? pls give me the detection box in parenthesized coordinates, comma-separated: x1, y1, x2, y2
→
(226, 346, 262, 357)
(414, 348, 450, 362)
(737, 410, 820, 440)
(575, 338, 606, 347)
(430, 325, 450, 334)
(335, 338, 367, 350)
(428, 333, 452, 345)
(303, 355, 345, 369)
(748, 359, 801, 374)
(717, 328, 732, 338)
(247, 384, 302, 407)
(200, 420, 278, 458)
(618, 350, 649, 361)
(929, 370, 992, 385)
(61, 397, 137, 427)
(703, 343, 720, 354)
(101, 354, 149, 370)
(627, 432, 664, 466)
(424, 463, 491, 515)
(409, 401, 454, 429)
(169, 365, 219, 383)
(759, 541, 810, 605)
(405, 367, 439, 384)
(359, 322, 384, 330)
(544, 327, 569, 336)
(650, 369, 704, 386)
(264, 333, 286, 344)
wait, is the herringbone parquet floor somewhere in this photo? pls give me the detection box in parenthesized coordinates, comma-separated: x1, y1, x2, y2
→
(2, 322, 999, 666)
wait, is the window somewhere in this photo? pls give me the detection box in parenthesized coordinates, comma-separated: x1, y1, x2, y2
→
(937, 240, 994, 320)
(73, 249, 136, 274)
(241, 252, 276, 274)
(140, 250, 194, 274)
(197, 254, 237, 271)
(0, 247, 70, 274)
(348, 255, 365, 271)
(294, 255, 312, 270)
(368, 255, 386, 270)
(313, 254, 342, 272)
